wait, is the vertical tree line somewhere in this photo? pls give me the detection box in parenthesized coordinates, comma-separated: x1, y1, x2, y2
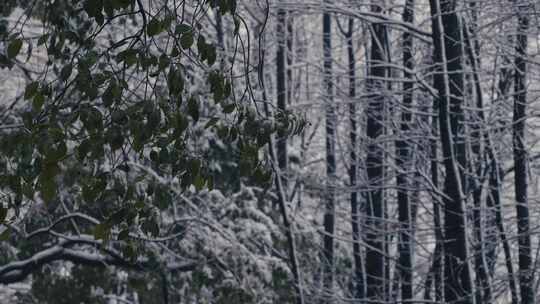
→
(513, 3, 533, 304)
(364, 1, 387, 301)
(278, 0, 536, 303)
(321, 2, 336, 302)
(397, 0, 415, 302)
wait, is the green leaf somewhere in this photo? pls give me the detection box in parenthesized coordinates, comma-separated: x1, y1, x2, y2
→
(118, 229, 130, 240)
(77, 139, 92, 160)
(207, 176, 214, 190)
(40, 177, 57, 204)
(155, 186, 172, 210)
(150, 150, 159, 163)
(217, 126, 228, 139)
(142, 218, 159, 237)
(218, 0, 229, 14)
(147, 18, 163, 36)
(175, 24, 192, 35)
(206, 45, 217, 66)
(117, 49, 139, 66)
(107, 128, 124, 150)
(147, 108, 161, 131)
(180, 32, 194, 50)
(111, 109, 128, 125)
(188, 97, 199, 122)
(167, 67, 184, 96)
(224, 80, 232, 98)
(223, 103, 236, 114)
(109, 208, 128, 225)
(93, 223, 110, 241)
(158, 54, 170, 70)
(82, 184, 95, 202)
(193, 174, 205, 191)
(24, 82, 39, 100)
(60, 63, 73, 81)
(123, 242, 137, 261)
(84, 0, 103, 18)
(253, 167, 272, 185)
(32, 92, 45, 111)
(158, 147, 169, 163)
(190, 159, 201, 177)
(45, 141, 67, 162)
(197, 35, 207, 54)
(174, 113, 188, 136)
(41, 161, 60, 179)
(228, 0, 237, 15)
(209, 72, 225, 102)
(170, 47, 180, 58)
(239, 159, 251, 176)
(229, 127, 238, 142)
(114, 0, 133, 9)
(204, 117, 219, 129)
(84, 82, 99, 100)
(0, 228, 10, 242)
(0, 207, 7, 223)
(104, 0, 114, 17)
(7, 39, 23, 59)
(84, 50, 99, 67)
(135, 200, 145, 210)
(102, 80, 121, 106)
(234, 16, 240, 35)
(81, 106, 104, 132)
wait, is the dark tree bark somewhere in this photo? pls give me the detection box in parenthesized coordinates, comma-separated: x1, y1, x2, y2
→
(337, 17, 365, 300)
(397, 0, 415, 302)
(286, 11, 293, 105)
(276, 7, 288, 189)
(321, 6, 336, 302)
(513, 5, 533, 304)
(428, 0, 473, 303)
(365, 2, 387, 301)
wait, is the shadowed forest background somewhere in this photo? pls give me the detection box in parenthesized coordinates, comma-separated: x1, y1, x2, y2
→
(1, 0, 540, 303)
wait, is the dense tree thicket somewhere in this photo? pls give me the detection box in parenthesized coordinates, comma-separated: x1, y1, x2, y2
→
(2, 0, 540, 303)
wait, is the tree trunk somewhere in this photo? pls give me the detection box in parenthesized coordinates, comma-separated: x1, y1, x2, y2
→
(513, 5, 533, 304)
(365, 2, 386, 301)
(397, 0, 415, 302)
(429, 0, 473, 303)
(287, 11, 293, 105)
(276, 6, 288, 189)
(341, 18, 366, 301)
(429, 68, 444, 304)
(322, 6, 336, 302)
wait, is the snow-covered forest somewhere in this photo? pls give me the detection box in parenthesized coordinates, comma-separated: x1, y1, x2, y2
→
(1, 0, 540, 303)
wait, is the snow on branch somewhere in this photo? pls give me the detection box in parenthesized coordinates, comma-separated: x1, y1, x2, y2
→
(0, 241, 197, 284)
